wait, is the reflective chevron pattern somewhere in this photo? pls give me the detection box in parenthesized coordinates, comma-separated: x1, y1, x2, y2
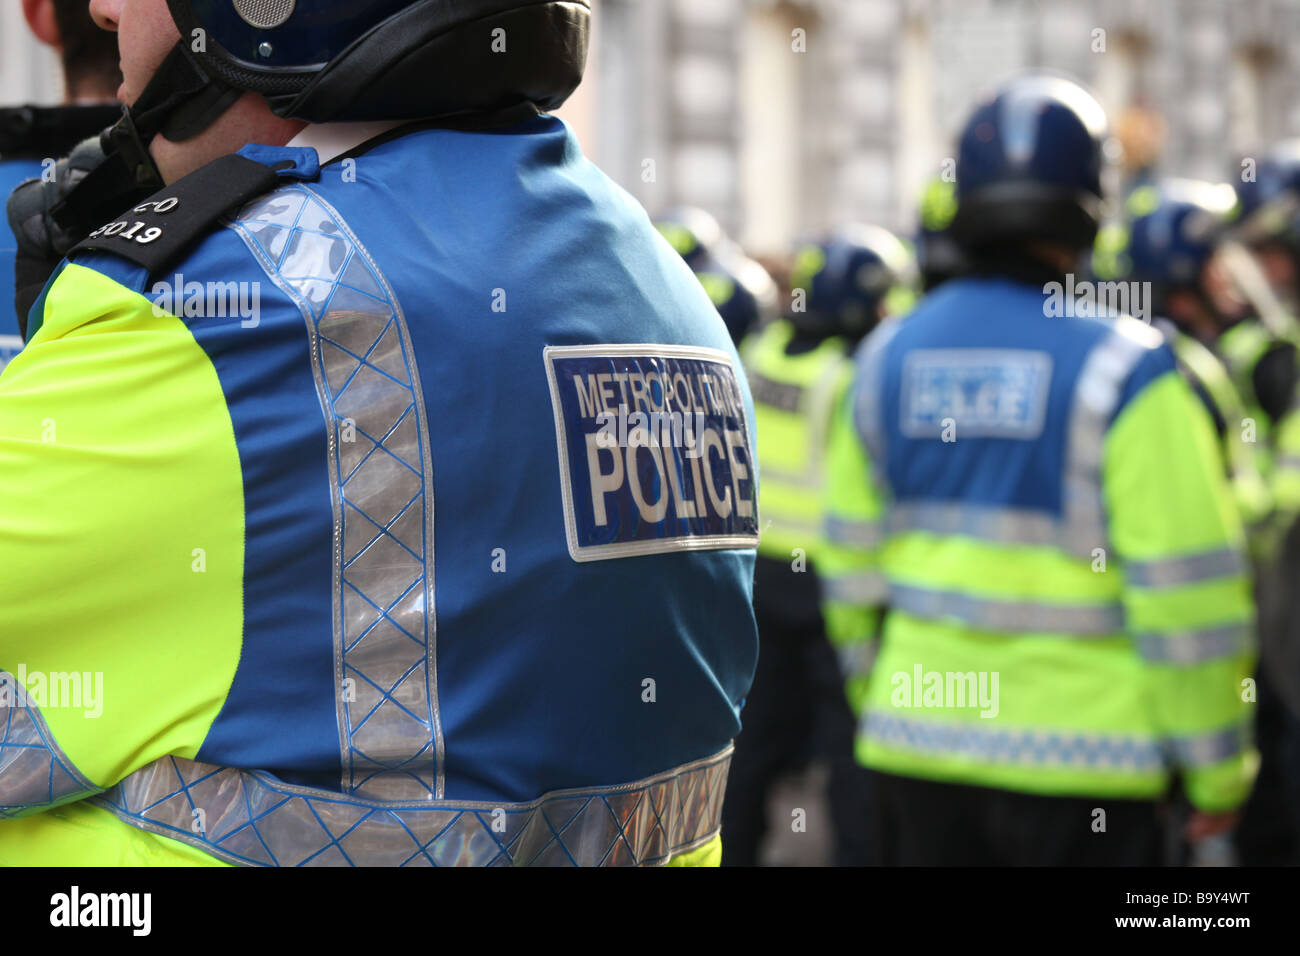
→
(93, 748, 731, 866)
(229, 186, 443, 801)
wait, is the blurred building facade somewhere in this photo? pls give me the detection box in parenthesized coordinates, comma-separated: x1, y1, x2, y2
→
(564, 0, 1300, 257)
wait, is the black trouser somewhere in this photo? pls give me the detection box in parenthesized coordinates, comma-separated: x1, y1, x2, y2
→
(866, 770, 1165, 866)
(1235, 666, 1300, 865)
(721, 555, 872, 866)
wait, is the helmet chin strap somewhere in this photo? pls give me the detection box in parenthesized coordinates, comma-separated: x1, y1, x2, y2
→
(51, 42, 242, 234)
(129, 42, 246, 145)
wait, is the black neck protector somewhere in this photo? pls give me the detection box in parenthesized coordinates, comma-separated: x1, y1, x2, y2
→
(966, 243, 1075, 289)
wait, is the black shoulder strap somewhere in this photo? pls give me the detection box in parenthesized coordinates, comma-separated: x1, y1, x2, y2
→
(69, 153, 283, 277)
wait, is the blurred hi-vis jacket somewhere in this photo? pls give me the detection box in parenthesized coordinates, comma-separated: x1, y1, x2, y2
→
(1159, 322, 1273, 538)
(741, 317, 854, 565)
(820, 276, 1258, 811)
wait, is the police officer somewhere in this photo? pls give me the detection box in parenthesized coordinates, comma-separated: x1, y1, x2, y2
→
(820, 74, 1256, 866)
(1219, 145, 1300, 477)
(1231, 145, 1300, 865)
(1233, 141, 1300, 314)
(1228, 145, 1300, 530)
(0, 0, 759, 867)
(723, 226, 914, 866)
(0, 0, 120, 371)
(656, 206, 777, 345)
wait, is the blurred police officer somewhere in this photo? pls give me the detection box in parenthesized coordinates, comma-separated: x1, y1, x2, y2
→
(0, 0, 120, 370)
(1233, 142, 1300, 314)
(1219, 145, 1300, 472)
(0, 0, 758, 866)
(724, 226, 913, 866)
(821, 74, 1256, 866)
(1233, 143, 1300, 864)
(1105, 180, 1272, 538)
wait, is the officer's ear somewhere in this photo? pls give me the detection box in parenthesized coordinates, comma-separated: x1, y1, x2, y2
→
(21, 0, 60, 50)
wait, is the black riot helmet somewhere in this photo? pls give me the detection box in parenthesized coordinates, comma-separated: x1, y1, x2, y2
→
(950, 73, 1109, 254)
(154, 0, 591, 139)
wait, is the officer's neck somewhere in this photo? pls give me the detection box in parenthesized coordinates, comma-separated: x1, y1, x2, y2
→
(150, 92, 308, 184)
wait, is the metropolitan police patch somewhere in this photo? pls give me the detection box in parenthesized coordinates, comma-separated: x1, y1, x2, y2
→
(544, 344, 759, 562)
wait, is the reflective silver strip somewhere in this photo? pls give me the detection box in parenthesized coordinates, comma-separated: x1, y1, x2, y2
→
(863, 711, 1165, 771)
(1275, 455, 1300, 472)
(1125, 548, 1247, 589)
(758, 464, 821, 491)
(824, 515, 883, 548)
(92, 748, 731, 867)
(1165, 724, 1251, 767)
(1062, 317, 1163, 558)
(761, 516, 823, 541)
(887, 500, 1082, 549)
(746, 371, 804, 414)
(823, 571, 889, 604)
(230, 187, 444, 801)
(0, 673, 100, 818)
(1135, 625, 1253, 665)
(890, 584, 1124, 635)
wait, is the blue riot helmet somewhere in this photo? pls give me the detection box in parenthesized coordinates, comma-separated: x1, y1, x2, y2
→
(788, 224, 917, 342)
(694, 266, 761, 344)
(1233, 140, 1300, 245)
(1124, 181, 1236, 287)
(655, 208, 777, 344)
(1107, 179, 1238, 322)
(950, 73, 1109, 253)
(692, 255, 777, 345)
(654, 207, 727, 271)
(1231, 142, 1300, 306)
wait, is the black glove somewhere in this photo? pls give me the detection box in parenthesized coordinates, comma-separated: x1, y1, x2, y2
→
(7, 103, 169, 340)
(1253, 341, 1298, 426)
(7, 134, 111, 337)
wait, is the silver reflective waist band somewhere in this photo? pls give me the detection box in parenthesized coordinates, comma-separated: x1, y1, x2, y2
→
(863, 711, 1248, 772)
(890, 583, 1125, 635)
(91, 747, 732, 867)
(0, 674, 99, 818)
(885, 501, 1098, 557)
